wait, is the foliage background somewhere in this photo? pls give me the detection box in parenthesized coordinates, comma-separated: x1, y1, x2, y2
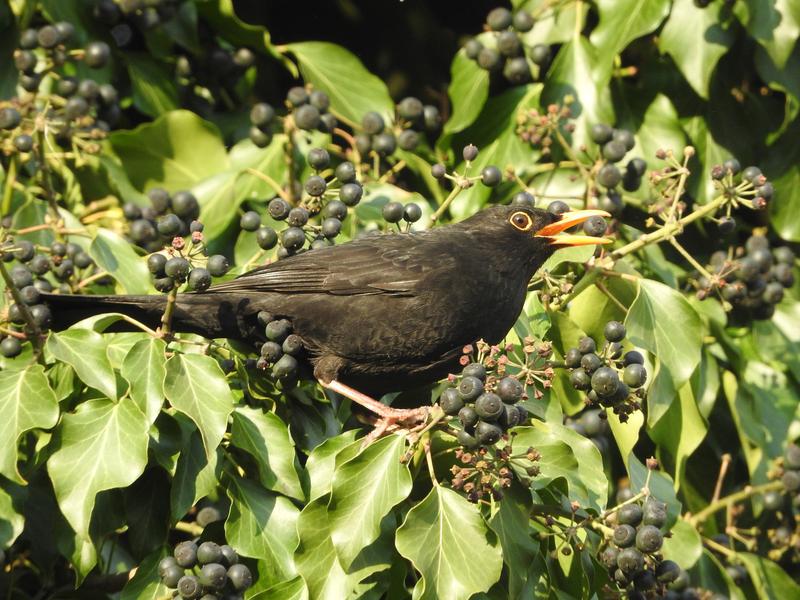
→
(0, 0, 799, 598)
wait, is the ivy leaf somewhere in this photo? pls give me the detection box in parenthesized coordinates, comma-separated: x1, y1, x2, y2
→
(738, 552, 800, 599)
(89, 229, 153, 295)
(163, 353, 234, 459)
(230, 406, 305, 501)
(294, 497, 392, 600)
(120, 338, 166, 425)
(0, 365, 59, 483)
(305, 431, 359, 501)
(225, 477, 299, 587)
(770, 165, 800, 242)
(284, 42, 394, 128)
(659, 0, 734, 98)
(625, 279, 703, 425)
(439, 50, 489, 147)
(328, 434, 411, 569)
(541, 37, 615, 149)
(47, 329, 117, 399)
(737, 0, 800, 70)
(125, 54, 179, 118)
(250, 576, 308, 600)
(488, 491, 541, 598)
(511, 421, 608, 512)
(170, 429, 218, 522)
(120, 549, 170, 600)
(519, 0, 589, 46)
(0, 481, 24, 548)
(396, 486, 502, 600)
(109, 110, 229, 191)
(661, 519, 703, 570)
(47, 397, 149, 543)
(590, 0, 670, 84)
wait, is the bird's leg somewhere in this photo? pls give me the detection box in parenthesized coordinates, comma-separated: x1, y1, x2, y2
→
(322, 380, 430, 439)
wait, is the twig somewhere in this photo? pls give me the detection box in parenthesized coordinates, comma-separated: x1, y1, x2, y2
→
(711, 454, 732, 504)
(245, 168, 290, 203)
(430, 185, 464, 224)
(424, 440, 439, 487)
(688, 480, 783, 527)
(159, 288, 178, 338)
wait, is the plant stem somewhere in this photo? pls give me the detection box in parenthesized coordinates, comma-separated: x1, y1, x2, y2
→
(610, 194, 727, 260)
(159, 288, 178, 338)
(688, 480, 783, 527)
(1, 157, 17, 216)
(245, 168, 290, 203)
(430, 185, 464, 224)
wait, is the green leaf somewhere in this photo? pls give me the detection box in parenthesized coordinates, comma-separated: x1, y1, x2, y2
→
(649, 381, 707, 491)
(170, 429, 218, 522)
(440, 50, 490, 144)
(47, 397, 149, 542)
(89, 229, 153, 295)
(198, 136, 287, 243)
(163, 353, 234, 459)
(120, 549, 169, 600)
(47, 329, 117, 399)
(659, 0, 734, 98)
(230, 406, 305, 501)
(305, 431, 359, 501)
(488, 491, 541, 598)
(738, 0, 800, 70)
(396, 486, 502, 600)
(125, 54, 179, 118)
(294, 497, 392, 600)
(0, 365, 59, 483)
(250, 576, 308, 600)
(590, 0, 670, 84)
(661, 518, 702, 570)
(738, 552, 800, 599)
(0, 482, 24, 548)
(284, 42, 394, 128)
(769, 165, 800, 241)
(541, 37, 615, 149)
(120, 338, 166, 425)
(109, 110, 229, 191)
(519, 0, 589, 46)
(225, 477, 299, 586)
(511, 421, 608, 512)
(625, 279, 703, 424)
(328, 435, 411, 569)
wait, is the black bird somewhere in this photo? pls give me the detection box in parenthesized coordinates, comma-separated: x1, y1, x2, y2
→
(46, 205, 609, 428)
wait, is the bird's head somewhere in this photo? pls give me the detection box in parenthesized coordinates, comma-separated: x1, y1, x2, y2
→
(461, 204, 612, 260)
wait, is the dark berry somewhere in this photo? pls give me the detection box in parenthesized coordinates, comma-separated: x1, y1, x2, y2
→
(148, 188, 171, 213)
(582, 215, 607, 237)
(157, 214, 182, 236)
(481, 166, 502, 186)
(424, 105, 441, 131)
(256, 226, 279, 249)
(440, 388, 464, 416)
(530, 44, 551, 66)
(464, 38, 482, 60)
(785, 443, 800, 469)
(590, 124, 614, 145)
(497, 376, 523, 403)
(84, 41, 111, 68)
(617, 548, 644, 575)
(781, 469, 800, 491)
(613, 524, 637, 547)
(187, 267, 212, 291)
(462, 362, 486, 380)
(153, 277, 175, 293)
(272, 354, 299, 378)
(266, 319, 292, 343)
(281, 227, 306, 251)
(565, 348, 582, 368)
(373, 132, 397, 156)
(335, 161, 357, 183)
(207, 255, 230, 277)
(307, 148, 330, 170)
(321, 217, 342, 239)
(161, 564, 184, 588)
(398, 129, 419, 151)
(294, 104, 320, 130)
(382, 201, 404, 223)
(0, 337, 22, 358)
(196, 542, 223, 565)
(37, 25, 60, 49)
(580, 353, 603, 373)
(613, 129, 635, 151)
(512, 10, 534, 32)
(324, 200, 348, 221)
(477, 47, 502, 71)
(475, 420, 503, 445)
(339, 182, 363, 206)
(240, 211, 261, 231)
(174, 541, 198, 568)
(305, 175, 327, 197)
(250, 102, 275, 126)
(474, 392, 503, 421)
(635, 525, 663, 553)
(171, 192, 199, 219)
(164, 257, 190, 281)
(403, 203, 422, 223)
(656, 560, 681, 584)
(503, 57, 531, 83)
(268, 197, 291, 220)
(260, 341, 282, 363)
(458, 405, 479, 428)
(287, 86, 309, 106)
(458, 375, 484, 401)
(603, 140, 627, 163)
(177, 574, 202, 598)
(623, 351, 644, 366)
(623, 363, 647, 388)
(198, 563, 227, 590)
(282, 334, 303, 356)
(591, 367, 619, 397)
(431, 163, 446, 179)
(762, 490, 784, 511)
(287, 207, 309, 227)
(457, 428, 480, 449)
(487, 7, 512, 30)
(361, 111, 385, 135)
(570, 368, 591, 391)
(642, 498, 667, 528)
(618, 503, 643, 526)
(497, 31, 522, 57)
(397, 96, 424, 121)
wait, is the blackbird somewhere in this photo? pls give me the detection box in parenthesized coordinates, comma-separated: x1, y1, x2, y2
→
(45, 205, 609, 428)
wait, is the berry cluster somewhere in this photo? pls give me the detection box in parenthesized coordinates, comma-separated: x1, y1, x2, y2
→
(590, 123, 647, 192)
(448, 445, 537, 503)
(158, 540, 253, 599)
(562, 321, 647, 422)
(440, 338, 555, 449)
(710, 160, 773, 213)
(1, 235, 107, 357)
(431, 144, 504, 192)
(288, 87, 337, 134)
(94, 0, 183, 36)
(516, 102, 575, 155)
(599, 496, 683, 597)
(146, 226, 229, 294)
(253, 310, 304, 384)
(124, 188, 201, 253)
(463, 7, 550, 85)
(699, 234, 794, 321)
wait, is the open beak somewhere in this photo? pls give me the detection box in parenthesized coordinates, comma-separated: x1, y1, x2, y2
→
(534, 209, 613, 246)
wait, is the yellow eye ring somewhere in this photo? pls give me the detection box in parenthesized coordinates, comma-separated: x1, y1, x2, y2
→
(509, 211, 533, 231)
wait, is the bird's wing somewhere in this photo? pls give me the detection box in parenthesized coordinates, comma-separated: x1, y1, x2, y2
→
(208, 233, 453, 296)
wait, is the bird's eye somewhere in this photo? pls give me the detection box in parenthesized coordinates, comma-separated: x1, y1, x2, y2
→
(510, 211, 533, 231)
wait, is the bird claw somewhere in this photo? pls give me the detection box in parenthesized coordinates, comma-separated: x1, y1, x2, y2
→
(360, 406, 431, 447)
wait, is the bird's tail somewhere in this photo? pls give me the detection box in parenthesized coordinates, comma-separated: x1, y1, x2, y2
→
(42, 292, 259, 339)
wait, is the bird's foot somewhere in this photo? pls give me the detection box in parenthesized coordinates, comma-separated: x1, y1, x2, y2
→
(361, 406, 430, 446)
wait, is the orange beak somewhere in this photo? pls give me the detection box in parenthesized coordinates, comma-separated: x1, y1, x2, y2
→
(534, 209, 613, 246)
